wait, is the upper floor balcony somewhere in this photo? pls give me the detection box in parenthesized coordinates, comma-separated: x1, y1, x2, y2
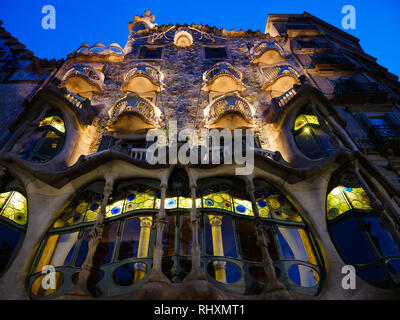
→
(108, 93, 162, 133)
(250, 41, 286, 65)
(204, 94, 254, 129)
(73, 43, 125, 62)
(310, 54, 355, 73)
(202, 62, 244, 93)
(121, 63, 163, 94)
(59, 65, 104, 99)
(333, 78, 389, 104)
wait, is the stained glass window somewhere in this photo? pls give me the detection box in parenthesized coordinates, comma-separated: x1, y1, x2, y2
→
(0, 179, 28, 277)
(20, 112, 66, 162)
(327, 170, 400, 289)
(293, 109, 335, 160)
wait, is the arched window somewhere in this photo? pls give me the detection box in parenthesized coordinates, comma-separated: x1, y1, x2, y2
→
(20, 112, 66, 162)
(0, 178, 27, 277)
(326, 170, 400, 288)
(197, 177, 323, 296)
(293, 108, 335, 160)
(28, 179, 160, 299)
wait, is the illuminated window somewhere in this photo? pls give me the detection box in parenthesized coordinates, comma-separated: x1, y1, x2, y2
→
(29, 179, 159, 299)
(327, 170, 400, 288)
(20, 112, 66, 162)
(293, 109, 335, 159)
(0, 179, 27, 277)
(198, 177, 323, 296)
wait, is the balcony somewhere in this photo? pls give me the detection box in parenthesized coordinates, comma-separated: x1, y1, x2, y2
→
(250, 42, 286, 65)
(286, 24, 320, 38)
(263, 65, 300, 90)
(74, 43, 125, 62)
(334, 79, 389, 104)
(311, 55, 355, 73)
(367, 125, 400, 155)
(108, 93, 162, 133)
(204, 94, 254, 128)
(202, 62, 244, 93)
(121, 63, 163, 94)
(60, 65, 104, 99)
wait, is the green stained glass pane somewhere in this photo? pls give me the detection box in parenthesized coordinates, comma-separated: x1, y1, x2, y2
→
(343, 187, 372, 211)
(326, 186, 352, 221)
(0, 191, 27, 226)
(39, 116, 65, 133)
(203, 192, 233, 212)
(294, 114, 319, 131)
(124, 188, 155, 212)
(233, 198, 254, 216)
(0, 192, 11, 213)
(106, 199, 124, 218)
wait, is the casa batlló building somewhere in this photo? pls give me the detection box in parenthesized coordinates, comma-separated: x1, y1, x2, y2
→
(0, 10, 399, 300)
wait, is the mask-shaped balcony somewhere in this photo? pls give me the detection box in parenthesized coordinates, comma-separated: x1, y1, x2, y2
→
(59, 65, 104, 99)
(108, 93, 162, 134)
(204, 94, 254, 129)
(121, 63, 163, 94)
(202, 62, 244, 93)
(263, 65, 300, 98)
(74, 43, 125, 62)
(251, 42, 286, 65)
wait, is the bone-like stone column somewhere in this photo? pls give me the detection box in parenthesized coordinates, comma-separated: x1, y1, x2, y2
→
(68, 174, 116, 296)
(246, 181, 292, 299)
(184, 183, 207, 282)
(146, 183, 170, 283)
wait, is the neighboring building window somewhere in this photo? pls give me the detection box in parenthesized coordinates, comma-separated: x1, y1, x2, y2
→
(359, 112, 400, 154)
(20, 112, 66, 162)
(327, 170, 400, 289)
(28, 179, 160, 298)
(293, 109, 335, 160)
(204, 46, 228, 60)
(137, 46, 163, 60)
(0, 179, 27, 277)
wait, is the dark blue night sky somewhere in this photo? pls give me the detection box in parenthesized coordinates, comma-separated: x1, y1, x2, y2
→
(2, 0, 400, 76)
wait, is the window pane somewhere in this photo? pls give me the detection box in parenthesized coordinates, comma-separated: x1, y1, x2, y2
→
(329, 216, 376, 265)
(118, 217, 140, 260)
(0, 222, 22, 274)
(295, 129, 324, 159)
(162, 216, 175, 256)
(362, 216, 400, 257)
(276, 226, 317, 264)
(35, 232, 79, 272)
(179, 215, 192, 256)
(205, 215, 237, 258)
(93, 223, 118, 265)
(238, 221, 262, 262)
(37, 131, 64, 158)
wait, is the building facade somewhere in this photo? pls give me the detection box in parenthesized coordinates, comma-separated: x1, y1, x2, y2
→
(0, 11, 400, 300)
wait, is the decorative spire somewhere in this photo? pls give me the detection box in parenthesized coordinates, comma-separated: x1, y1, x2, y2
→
(129, 10, 157, 34)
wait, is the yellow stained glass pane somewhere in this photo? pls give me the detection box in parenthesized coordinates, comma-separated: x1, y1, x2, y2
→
(294, 114, 319, 131)
(196, 198, 202, 208)
(53, 200, 88, 228)
(0, 191, 28, 225)
(0, 191, 10, 212)
(233, 198, 254, 216)
(106, 199, 124, 218)
(257, 194, 302, 222)
(178, 197, 192, 209)
(39, 116, 65, 133)
(84, 201, 101, 222)
(203, 192, 233, 212)
(124, 189, 156, 212)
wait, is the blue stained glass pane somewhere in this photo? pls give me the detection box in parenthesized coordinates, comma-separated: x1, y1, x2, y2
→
(388, 260, 400, 276)
(90, 204, 99, 211)
(344, 187, 353, 192)
(111, 207, 121, 215)
(155, 191, 161, 199)
(236, 205, 246, 213)
(205, 199, 214, 206)
(257, 200, 267, 208)
(127, 194, 136, 201)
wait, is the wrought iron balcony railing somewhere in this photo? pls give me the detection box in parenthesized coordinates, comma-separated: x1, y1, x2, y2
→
(367, 125, 400, 155)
